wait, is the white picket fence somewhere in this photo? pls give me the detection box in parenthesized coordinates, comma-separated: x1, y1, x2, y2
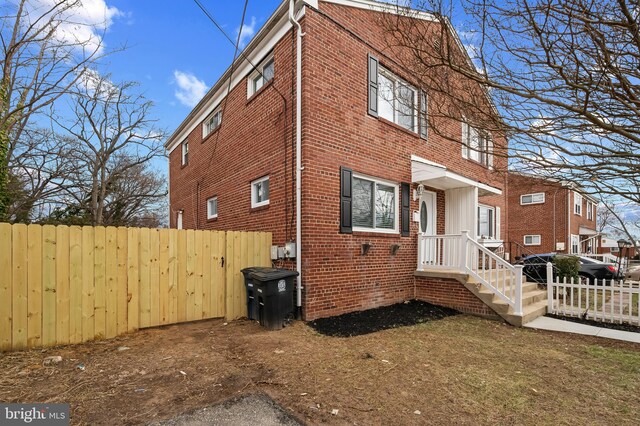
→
(545, 263, 640, 326)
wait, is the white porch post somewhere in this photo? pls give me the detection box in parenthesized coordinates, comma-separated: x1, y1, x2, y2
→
(460, 230, 469, 272)
(546, 262, 554, 313)
(514, 264, 524, 316)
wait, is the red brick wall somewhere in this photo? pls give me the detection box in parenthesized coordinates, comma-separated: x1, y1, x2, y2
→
(168, 28, 297, 251)
(414, 276, 499, 319)
(300, 4, 507, 320)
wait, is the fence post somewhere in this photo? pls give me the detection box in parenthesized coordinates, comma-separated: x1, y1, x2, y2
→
(460, 231, 469, 272)
(546, 262, 554, 313)
(514, 264, 524, 316)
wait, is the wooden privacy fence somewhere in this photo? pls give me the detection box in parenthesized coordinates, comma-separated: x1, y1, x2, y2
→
(0, 223, 272, 351)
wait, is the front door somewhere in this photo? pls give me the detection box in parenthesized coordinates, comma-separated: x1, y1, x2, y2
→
(419, 191, 436, 264)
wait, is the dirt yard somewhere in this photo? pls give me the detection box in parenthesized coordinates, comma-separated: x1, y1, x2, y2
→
(1, 314, 639, 425)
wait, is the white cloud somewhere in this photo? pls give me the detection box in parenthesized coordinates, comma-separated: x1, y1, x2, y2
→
(236, 16, 257, 47)
(173, 71, 208, 108)
(24, 0, 123, 54)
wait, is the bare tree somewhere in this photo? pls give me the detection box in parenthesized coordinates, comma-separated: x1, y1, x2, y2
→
(0, 0, 115, 219)
(51, 73, 167, 226)
(380, 0, 640, 202)
(597, 199, 639, 251)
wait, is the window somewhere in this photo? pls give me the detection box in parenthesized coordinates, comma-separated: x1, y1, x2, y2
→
(248, 55, 274, 97)
(181, 140, 189, 166)
(571, 234, 580, 254)
(207, 197, 218, 219)
(251, 176, 270, 208)
(587, 200, 594, 220)
(574, 192, 582, 215)
(378, 67, 425, 133)
(352, 174, 398, 232)
(524, 235, 541, 246)
(462, 122, 493, 167)
(520, 192, 545, 205)
(477, 205, 495, 239)
(203, 108, 222, 138)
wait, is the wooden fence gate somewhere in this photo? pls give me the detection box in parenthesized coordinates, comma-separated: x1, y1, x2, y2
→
(0, 224, 272, 351)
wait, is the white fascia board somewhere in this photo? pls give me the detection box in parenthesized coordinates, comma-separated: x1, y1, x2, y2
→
(321, 0, 437, 21)
(166, 2, 295, 154)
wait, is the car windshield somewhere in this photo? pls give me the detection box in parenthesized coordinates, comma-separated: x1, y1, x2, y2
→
(579, 257, 604, 264)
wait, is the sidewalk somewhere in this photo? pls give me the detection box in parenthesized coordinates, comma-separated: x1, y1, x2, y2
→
(525, 316, 640, 344)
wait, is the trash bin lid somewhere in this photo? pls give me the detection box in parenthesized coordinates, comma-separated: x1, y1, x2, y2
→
(249, 268, 299, 281)
(241, 266, 273, 274)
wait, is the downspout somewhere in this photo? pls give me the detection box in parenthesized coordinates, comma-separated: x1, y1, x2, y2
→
(289, 0, 305, 319)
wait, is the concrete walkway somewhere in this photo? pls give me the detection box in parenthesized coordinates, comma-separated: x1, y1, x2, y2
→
(525, 316, 640, 344)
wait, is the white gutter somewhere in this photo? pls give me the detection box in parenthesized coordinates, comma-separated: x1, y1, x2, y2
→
(289, 0, 305, 317)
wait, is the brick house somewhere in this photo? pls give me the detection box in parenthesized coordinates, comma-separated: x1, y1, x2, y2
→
(506, 172, 598, 261)
(166, 0, 544, 325)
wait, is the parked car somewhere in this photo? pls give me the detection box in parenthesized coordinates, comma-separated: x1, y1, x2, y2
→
(516, 253, 623, 283)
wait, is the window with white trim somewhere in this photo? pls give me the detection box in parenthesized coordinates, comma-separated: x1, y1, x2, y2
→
(587, 200, 594, 220)
(477, 205, 495, 239)
(378, 67, 420, 133)
(574, 192, 582, 215)
(203, 108, 222, 138)
(352, 174, 398, 233)
(207, 197, 218, 219)
(571, 234, 580, 254)
(524, 235, 541, 246)
(520, 192, 545, 205)
(251, 176, 269, 208)
(248, 55, 274, 97)
(181, 140, 189, 166)
(462, 122, 493, 167)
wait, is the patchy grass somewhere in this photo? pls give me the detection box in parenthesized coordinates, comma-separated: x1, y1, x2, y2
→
(1, 315, 639, 425)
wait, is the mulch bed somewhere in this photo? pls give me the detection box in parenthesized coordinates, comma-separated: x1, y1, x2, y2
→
(307, 300, 459, 337)
(546, 313, 640, 334)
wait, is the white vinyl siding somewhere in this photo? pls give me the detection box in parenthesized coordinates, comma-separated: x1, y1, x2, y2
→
(251, 176, 270, 208)
(524, 235, 541, 246)
(520, 192, 545, 205)
(207, 197, 218, 219)
(352, 174, 398, 233)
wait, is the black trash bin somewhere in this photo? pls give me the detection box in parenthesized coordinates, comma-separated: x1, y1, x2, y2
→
(249, 268, 299, 330)
(240, 267, 272, 320)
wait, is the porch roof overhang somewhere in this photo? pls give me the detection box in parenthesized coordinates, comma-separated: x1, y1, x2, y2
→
(579, 226, 598, 236)
(411, 155, 502, 196)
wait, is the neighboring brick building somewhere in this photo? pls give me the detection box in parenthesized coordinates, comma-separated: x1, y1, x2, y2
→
(166, 0, 511, 321)
(506, 172, 598, 261)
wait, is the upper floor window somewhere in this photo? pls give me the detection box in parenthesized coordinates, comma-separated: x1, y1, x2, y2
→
(248, 54, 274, 97)
(477, 204, 495, 239)
(521, 192, 545, 205)
(366, 55, 427, 138)
(251, 176, 270, 208)
(207, 197, 218, 219)
(462, 122, 493, 168)
(203, 108, 222, 138)
(352, 174, 398, 233)
(586, 200, 594, 220)
(181, 140, 189, 166)
(574, 192, 582, 215)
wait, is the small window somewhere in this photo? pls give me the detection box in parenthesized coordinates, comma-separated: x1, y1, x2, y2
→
(586, 200, 594, 220)
(203, 108, 222, 138)
(524, 235, 541, 246)
(352, 174, 398, 233)
(181, 140, 189, 166)
(574, 192, 582, 215)
(462, 122, 493, 167)
(251, 176, 270, 208)
(477, 205, 495, 239)
(520, 192, 545, 205)
(248, 55, 274, 97)
(207, 197, 218, 219)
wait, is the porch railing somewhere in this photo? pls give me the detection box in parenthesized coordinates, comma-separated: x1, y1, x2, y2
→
(418, 231, 524, 316)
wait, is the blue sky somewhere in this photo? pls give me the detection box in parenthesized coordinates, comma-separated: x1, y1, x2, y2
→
(97, 0, 284, 136)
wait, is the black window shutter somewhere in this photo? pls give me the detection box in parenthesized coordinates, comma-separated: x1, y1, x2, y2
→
(340, 167, 353, 234)
(367, 54, 379, 117)
(401, 182, 410, 236)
